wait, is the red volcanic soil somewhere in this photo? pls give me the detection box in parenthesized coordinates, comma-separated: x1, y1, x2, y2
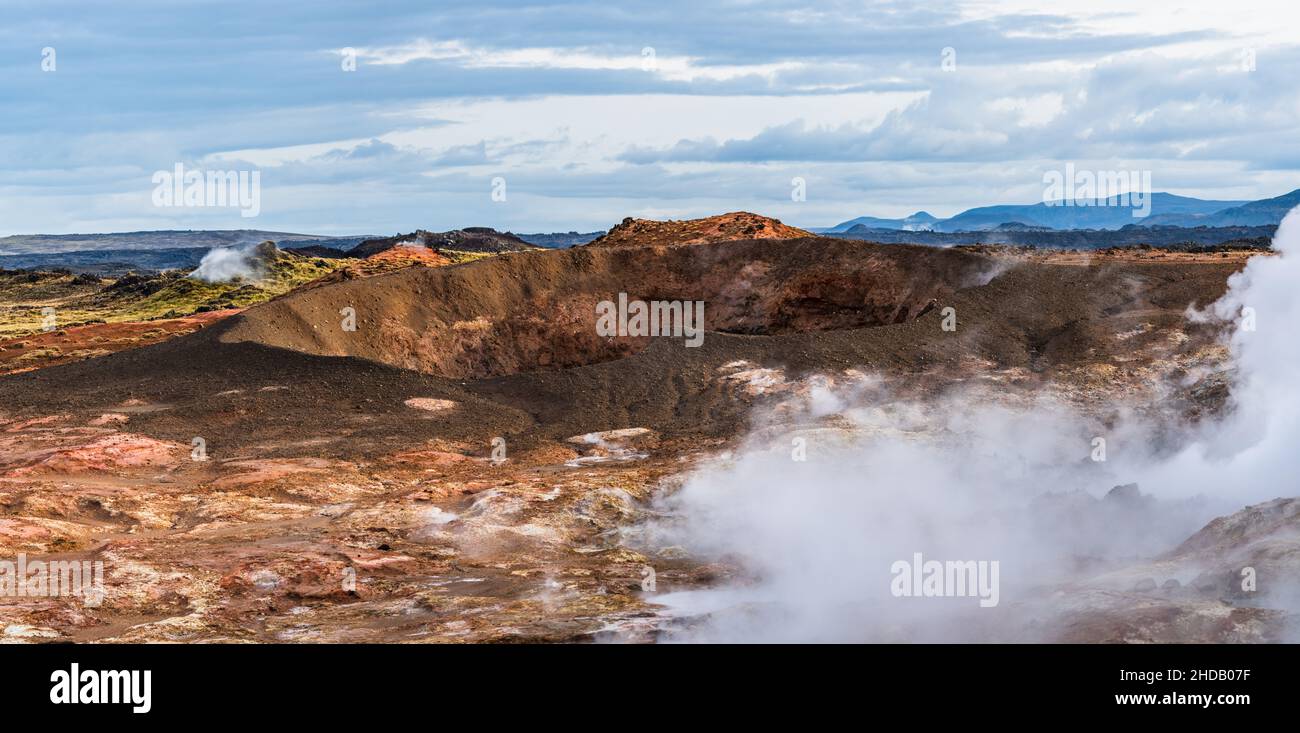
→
(587, 212, 811, 248)
(347, 244, 453, 275)
(3, 432, 183, 477)
(298, 244, 455, 291)
(0, 309, 240, 375)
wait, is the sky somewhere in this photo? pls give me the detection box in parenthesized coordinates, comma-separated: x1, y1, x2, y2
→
(1, 0, 1298, 236)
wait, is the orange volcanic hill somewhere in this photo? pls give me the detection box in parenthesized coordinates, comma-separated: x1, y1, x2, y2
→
(586, 211, 812, 248)
(361, 243, 453, 269)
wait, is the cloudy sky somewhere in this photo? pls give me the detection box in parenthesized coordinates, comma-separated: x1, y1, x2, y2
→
(2, 0, 1298, 235)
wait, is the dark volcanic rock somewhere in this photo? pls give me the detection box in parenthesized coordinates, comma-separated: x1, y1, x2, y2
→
(347, 228, 538, 257)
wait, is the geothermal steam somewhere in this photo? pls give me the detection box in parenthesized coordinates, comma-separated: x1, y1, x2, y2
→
(189, 243, 267, 283)
(641, 207, 1300, 643)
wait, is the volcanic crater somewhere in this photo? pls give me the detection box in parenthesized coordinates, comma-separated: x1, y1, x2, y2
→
(217, 238, 993, 379)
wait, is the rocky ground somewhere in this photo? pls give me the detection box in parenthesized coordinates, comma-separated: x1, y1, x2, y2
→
(0, 230, 1293, 643)
(588, 211, 810, 248)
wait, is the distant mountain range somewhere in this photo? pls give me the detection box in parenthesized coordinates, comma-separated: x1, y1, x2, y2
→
(827, 224, 1275, 250)
(515, 231, 603, 248)
(1140, 189, 1300, 227)
(818, 211, 939, 233)
(5, 188, 1297, 275)
(0, 229, 373, 257)
(815, 189, 1300, 233)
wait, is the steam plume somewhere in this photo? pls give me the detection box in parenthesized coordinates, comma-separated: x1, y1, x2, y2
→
(639, 207, 1300, 642)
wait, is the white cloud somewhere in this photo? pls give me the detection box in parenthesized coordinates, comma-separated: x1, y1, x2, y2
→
(4, 0, 1299, 234)
(346, 38, 808, 83)
(986, 93, 1064, 127)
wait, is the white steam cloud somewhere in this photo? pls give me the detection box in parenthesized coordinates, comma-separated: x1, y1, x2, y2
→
(189, 243, 269, 283)
(638, 207, 1300, 643)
